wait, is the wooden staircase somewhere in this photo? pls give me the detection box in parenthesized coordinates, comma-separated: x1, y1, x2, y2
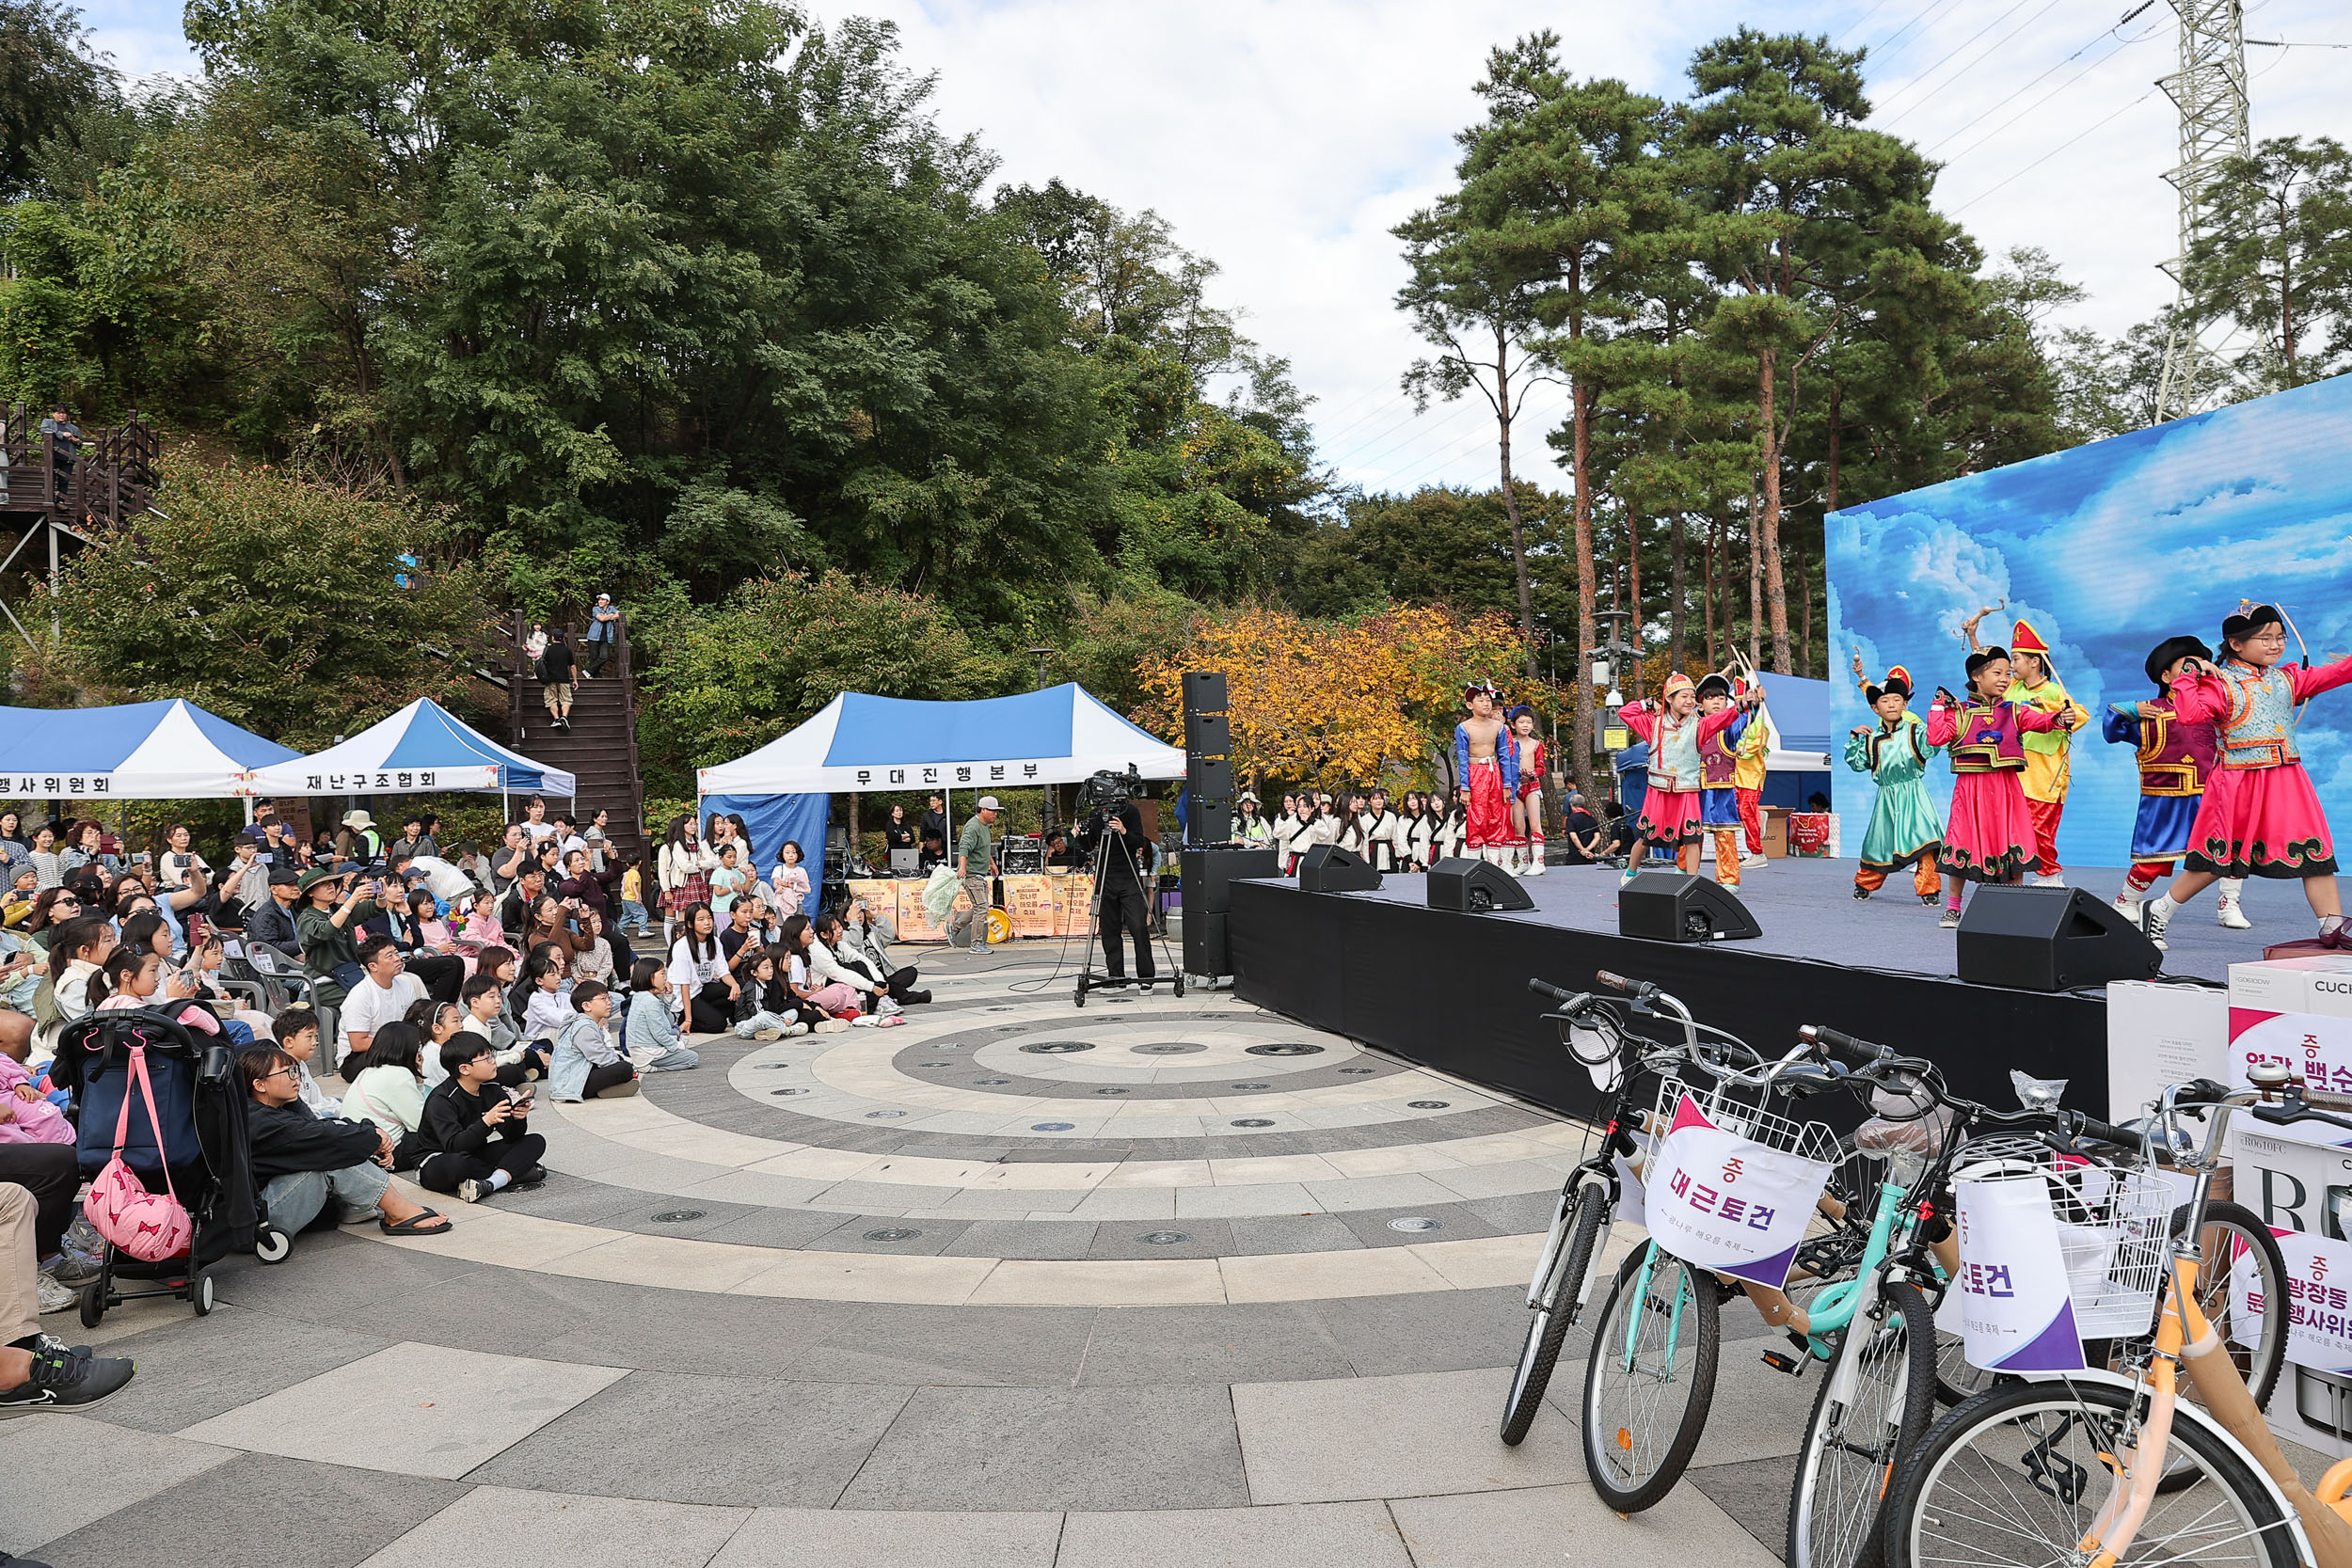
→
(509, 611, 651, 869)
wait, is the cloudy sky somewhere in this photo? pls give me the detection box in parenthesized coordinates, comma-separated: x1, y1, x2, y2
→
(81, 0, 2352, 497)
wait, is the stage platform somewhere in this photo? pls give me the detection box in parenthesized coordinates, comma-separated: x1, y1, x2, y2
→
(1227, 857, 2305, 1128)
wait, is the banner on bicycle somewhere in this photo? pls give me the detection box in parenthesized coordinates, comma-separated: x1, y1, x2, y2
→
(1946, 1176, 2088, 1373)
(2257, 1227, 2352, 1375)
(1645, 1092, 1835, 1288)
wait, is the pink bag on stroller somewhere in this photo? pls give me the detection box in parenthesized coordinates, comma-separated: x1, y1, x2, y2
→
(83, 1044, 195, 1262)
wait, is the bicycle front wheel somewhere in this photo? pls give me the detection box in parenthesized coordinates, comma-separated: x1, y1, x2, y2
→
(1502, 1182, 1606, 1446)
(1581, 1243, 1720, 1513)
(1883, 1377, 2299, 1568)
(1788, 1279, 1937, 1568)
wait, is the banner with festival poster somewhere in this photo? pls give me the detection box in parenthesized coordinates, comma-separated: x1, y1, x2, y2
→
(2264, 1227, 2352, 1375)
(894, 877, 952, 942)
(843, 879, 898, 932)
(2231, 1008, 2352, 1100)
(1052, 873, 1097, 937)
(1006, 875, 1057, 937)
(1943, 1176, 2088, 1373)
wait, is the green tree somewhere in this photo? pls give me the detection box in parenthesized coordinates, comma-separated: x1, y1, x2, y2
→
(48, 459, 501, 747)
(2187, 135, 2352, 393)
(0, 0, 112, 197)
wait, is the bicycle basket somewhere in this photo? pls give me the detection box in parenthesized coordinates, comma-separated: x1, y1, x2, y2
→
(1649, 1072, 1843, 1167)
(1956, 1136, 2169, 1337)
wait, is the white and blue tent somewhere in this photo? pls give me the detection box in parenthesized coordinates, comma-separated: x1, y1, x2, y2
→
(240, 698, 575, 799)
(0, 699, 301, 799)
(695, 685, 1185, 892)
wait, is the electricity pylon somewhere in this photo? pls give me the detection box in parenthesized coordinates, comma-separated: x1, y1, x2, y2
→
(2153, 0, 2250, 421)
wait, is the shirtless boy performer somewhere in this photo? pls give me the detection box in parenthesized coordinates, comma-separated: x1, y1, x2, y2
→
(1507, 704, 1548, 876)
(1454, 682, 1519, 868)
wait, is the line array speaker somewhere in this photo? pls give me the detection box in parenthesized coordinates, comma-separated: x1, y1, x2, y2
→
(1182, 666, 1232, 847)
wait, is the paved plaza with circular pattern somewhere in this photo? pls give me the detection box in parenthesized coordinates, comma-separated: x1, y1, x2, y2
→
(4, 946, 1823, 1567)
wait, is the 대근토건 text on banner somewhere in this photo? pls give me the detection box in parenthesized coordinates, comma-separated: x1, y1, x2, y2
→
(1942, 1175, 2088, 1373)
(1642, 1092, 1834, 1288)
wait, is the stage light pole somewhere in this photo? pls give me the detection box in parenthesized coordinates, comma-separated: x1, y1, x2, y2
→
(1591, 610, 1634, 815)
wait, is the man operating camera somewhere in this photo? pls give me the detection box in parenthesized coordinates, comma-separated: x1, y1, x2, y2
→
(1076, 775, 1155, 990)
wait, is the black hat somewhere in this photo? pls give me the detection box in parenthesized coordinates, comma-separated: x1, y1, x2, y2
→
(1964, 646, 2010, 683)
(2222, 603, 2282, 645)
(2144, 635, 2214, 693)
(1694, 673, 1733, 701)
(1865, 664, 1915, 705)
(266, 865, 301, 888)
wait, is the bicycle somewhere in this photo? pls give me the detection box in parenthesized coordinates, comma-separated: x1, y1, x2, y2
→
(1881, 1062, 2312, 1568)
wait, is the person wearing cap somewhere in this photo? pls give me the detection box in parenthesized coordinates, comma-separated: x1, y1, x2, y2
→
(1968, 617, 2090, 887)
(242, 864, 306, 952)
(584, 592, 620, 679)
(2137, 603, 2352, 951)
(1844, 658, 1944, 904)
(1618, 673, 1745, 883)
(950, 797, 1000, 948)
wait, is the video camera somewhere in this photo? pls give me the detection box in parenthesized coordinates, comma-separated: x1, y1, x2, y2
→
(1080, 765, 1144, 814)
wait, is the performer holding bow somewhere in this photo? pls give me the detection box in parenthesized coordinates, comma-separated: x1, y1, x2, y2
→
(1926, 646, 2082, 927)
(1968, 617, 2089, 885)
(1619, 673, 1747, 883)
(2105, 634, 2249, 930)
(1731, 678, 1772, 869)
(1845, 659, 1944, 904)
(1454, 682, 1519, 868)
(1694, 673, 1763, 889)
(2138, 603, 2352, 950)
(1507, 705, 1548, 877)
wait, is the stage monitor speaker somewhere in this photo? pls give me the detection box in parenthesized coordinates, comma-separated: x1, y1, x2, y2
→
(1179, 847, 1279, 918)
(1186, 755, 1234, 802)
(1182, 670, 1228, 713)
(1184, 711, 1232, 755)
(1618, 873, 1763, 943)
(1297, 843, 1382, 895)
(1183, 911, 1229, 978)
(1426, 856, 1536, 913)
(1956, 885, 2162, 992)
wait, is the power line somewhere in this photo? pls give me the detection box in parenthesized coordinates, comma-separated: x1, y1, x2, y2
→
(1932, 22, 2159, 163)
(1833, 0, 1905, 47)
(1876, 0, 2068, 129)
(1948, 86, 2160, 215)
(1865, 0, 1970, 67)
(1920, 3, 2157, 157)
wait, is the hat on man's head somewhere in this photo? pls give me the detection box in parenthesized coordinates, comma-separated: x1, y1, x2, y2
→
(976, 796, 1002, 811)
(266, 865, 301, 888)
(1462, 678, 1502, 704)
(341, 809, 374, 831)
(596, 592, 612, 602)
(295, 866, 347, 895)
(1504, 703, 1535, 724)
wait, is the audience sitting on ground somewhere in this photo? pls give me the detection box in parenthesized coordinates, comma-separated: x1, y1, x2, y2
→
(339, 1021, 432, 1169)
(668, 904, 738, 1035)
(419, 1034, 548, 1202)
(624, 959, 702, 1070)
(834, 895, 929, 1006)
(273, 1006, 338, 1115)
(729, 948, 805, 1041)
(548, 980, 637, 1101)
(241, 1042, 451, 1237)
(809, 912, 901, 1022)
(339, 935, 428, 1072)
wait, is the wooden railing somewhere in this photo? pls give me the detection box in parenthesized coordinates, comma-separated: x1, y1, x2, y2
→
(0, 407, 159, 530)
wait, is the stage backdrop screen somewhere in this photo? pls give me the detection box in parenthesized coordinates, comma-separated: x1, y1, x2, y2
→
(1826, 372, 2352, 873)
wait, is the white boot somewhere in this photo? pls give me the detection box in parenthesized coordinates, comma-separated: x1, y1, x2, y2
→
(1524, 838, 1546, 876)
(2113, 889, 2144, 920)
(2217, 879, 2251, 928)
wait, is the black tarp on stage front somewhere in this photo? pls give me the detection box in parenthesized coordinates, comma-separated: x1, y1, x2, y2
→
(1221, 857, 2211, 1123)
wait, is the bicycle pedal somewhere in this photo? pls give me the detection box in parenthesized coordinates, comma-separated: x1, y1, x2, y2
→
(1760, 1347, 1806, 1377)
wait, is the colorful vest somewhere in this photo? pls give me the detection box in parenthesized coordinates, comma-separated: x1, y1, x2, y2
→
(2132, 703, 2212, 795)
(1944, 700, 2030, 773)
(2216, 660, 2300, 769)
(2008, 676, 2075, 761)
(1699, 711, 1748, 789)
(1647, 716, 1704, 793)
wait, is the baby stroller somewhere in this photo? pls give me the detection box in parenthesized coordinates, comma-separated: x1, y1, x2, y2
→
(54, 1007, 284, 1324)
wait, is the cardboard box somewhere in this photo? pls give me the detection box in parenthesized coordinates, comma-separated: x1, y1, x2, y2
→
(2231, 954, 2352, 1022)
(2225, 1114, 2352, 1456)
(2106, 979, 2232, 1122)
(1761, 806, 1790, 859)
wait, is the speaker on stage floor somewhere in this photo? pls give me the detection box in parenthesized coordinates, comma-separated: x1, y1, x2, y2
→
(1618, 872, 1762, 942)
(1297, 843, 1382, 895)
(1426, 856, 1535, 913)
(1956, 885, 2161, 992)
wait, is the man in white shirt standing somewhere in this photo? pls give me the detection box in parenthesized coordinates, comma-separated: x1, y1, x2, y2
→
(519, 797, 559, 845)
(339, 935, 426, 1069)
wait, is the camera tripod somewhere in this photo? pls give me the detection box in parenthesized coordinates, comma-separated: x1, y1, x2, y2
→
(1073, 812, 1184, 1007)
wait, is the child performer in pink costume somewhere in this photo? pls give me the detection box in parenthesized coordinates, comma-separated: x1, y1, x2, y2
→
(1925, 646, 2081, 928)
(2138, 603, 2352, 950)
(1619, 673, 1746, 882)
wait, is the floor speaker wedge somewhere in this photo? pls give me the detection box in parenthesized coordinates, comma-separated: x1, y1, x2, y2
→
(1618, 872, 1762, 942)
(1296, 843, 1383, 895)
(1426, 857, 1535, 912)
(1955, 885, 2161, 991)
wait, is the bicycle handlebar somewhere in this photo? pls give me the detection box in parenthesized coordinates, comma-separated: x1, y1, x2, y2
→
(1527, 978, 1577, 1005)
(1798, 1023, 1891, 1067)
(2252, 1100, 2352, 1137)
(1594, 970, 1647, 998)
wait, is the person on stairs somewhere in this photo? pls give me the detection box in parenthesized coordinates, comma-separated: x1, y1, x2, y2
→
(536, 630, 577, 732)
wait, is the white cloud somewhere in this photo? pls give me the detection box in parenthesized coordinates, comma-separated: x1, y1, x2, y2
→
(68, 0, 2352, 497)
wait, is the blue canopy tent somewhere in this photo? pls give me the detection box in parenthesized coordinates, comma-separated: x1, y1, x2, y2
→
(0, 699, 300, 800)
(695, 685, 1187, 895)
(240, 698, 576, 802)
(1611, 673, 1836, 817)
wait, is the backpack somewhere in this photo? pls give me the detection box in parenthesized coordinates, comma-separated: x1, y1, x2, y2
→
(83, 1042, 195, 1262)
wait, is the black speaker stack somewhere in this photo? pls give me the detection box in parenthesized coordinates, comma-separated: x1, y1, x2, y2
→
(1955, 885, 2162, 991)
(1177, 670, 1270, 978)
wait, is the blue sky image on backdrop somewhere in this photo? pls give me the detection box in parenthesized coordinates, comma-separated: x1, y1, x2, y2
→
(1827, 372, 2352, 871)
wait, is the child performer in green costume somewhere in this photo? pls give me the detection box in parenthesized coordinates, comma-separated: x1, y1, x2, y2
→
(1845, 657, 1944, 903)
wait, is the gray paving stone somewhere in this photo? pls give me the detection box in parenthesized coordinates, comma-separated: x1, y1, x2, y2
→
(692, 1204, 888, 1250)
(215, 1228, 492, 1322)
(1224, 1213, 1368, 1255)
(1687, 1452, 1798, 1560)
(706, 1506, 1063, 1567)
(808, 1303, 1102, 1387)
(1388, 1480, 1782, 1567)
(82, 1301, 396, 1435)
(0, 1415, 234, 1556)
(942, 1217, 1101, 1259)
(1087, 1217, 1236, 1259)
(492, 1172, 671, 1227)
(1233, 1366, 1574, 1503)
(1302, 1285, 1534, 1378)
(468, 1371, 912, 1506)
(1330, 1202, 1502, 1250)
(29, 1451, 464, 1568)
(838, 1385, 1246, 1510)
(803, 1214, 976, 1255)
(358, 1485, 749, 1567)
(1056, 1500, 1412, 1568)
(1459, 1189, 1561, 1234)
(1075, 1303, 1352, 1386)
